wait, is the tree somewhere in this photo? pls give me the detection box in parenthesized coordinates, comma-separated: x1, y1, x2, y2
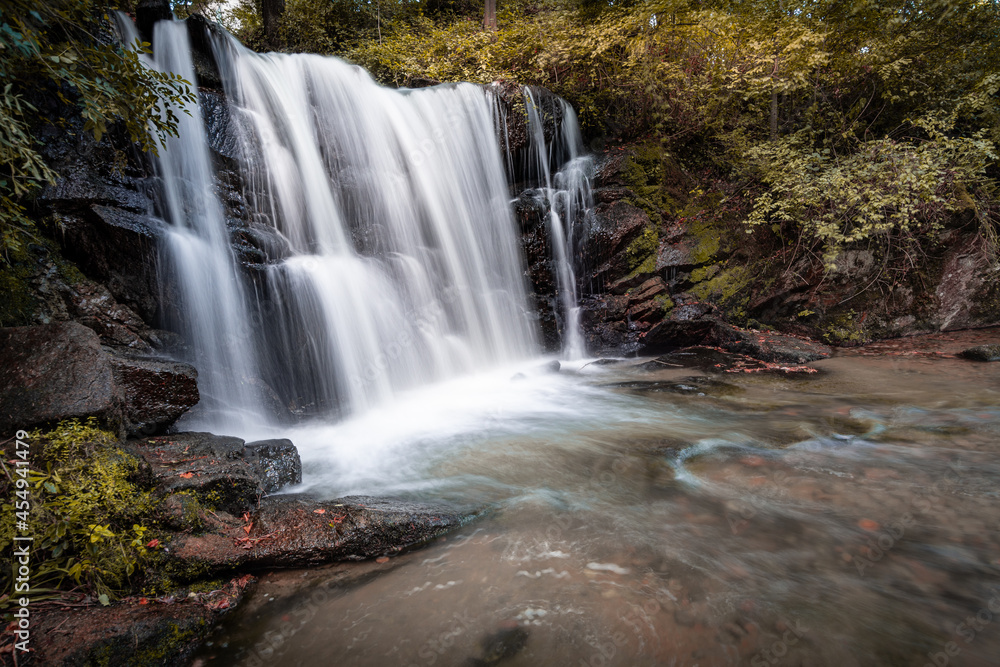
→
(0, 0, 194, 256)
(484, 0, 497, 30)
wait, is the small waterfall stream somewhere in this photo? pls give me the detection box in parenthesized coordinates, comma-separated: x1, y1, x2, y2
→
(516, 87, 594, 359)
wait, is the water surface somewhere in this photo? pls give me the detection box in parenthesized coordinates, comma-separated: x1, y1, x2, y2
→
(198, 333, 1000, 667)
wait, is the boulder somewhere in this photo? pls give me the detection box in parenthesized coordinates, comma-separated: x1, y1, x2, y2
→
(108, 354, 199, 434)
(641, 317, 832, 364)
(244, 438, 302, 493)
(0, 322, 124, 435)
(163, 495, 476, 576)
(959, 344, 1000, 362)
(133, 432, 303, 512)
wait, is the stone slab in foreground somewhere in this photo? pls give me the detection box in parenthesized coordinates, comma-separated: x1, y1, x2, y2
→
(164, 495, 476, 578)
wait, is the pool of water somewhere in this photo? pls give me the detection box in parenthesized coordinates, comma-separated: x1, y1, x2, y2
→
(195, 332, 1000, 667)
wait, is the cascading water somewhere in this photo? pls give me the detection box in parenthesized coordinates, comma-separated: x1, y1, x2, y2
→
(516, 87, 595, 359)
(115, 17, 269, 433)
(129, 19, 551, 431)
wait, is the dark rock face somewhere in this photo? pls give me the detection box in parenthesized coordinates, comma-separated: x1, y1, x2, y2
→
(641, 317, 832, 364)
(133, 432, 302, 513)
(244, 438, 302, 493)
(164, 494, 475, 576)
(109, 355, 199, 434)
(0, 322, 124, 435)
(54, 206, 162, 324)
(136, 0, 173, 43)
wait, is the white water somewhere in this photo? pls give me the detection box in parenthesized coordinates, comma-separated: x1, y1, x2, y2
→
(520, 88, 594, 359)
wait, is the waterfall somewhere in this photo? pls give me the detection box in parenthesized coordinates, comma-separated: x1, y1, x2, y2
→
(122, 18, 550, 431)
(517, 87, 594, 359)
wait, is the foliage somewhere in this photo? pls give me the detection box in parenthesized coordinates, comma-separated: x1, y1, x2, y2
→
(743, 120, 997, 269)
(0, 0, 194, 258)
(0, 419, 161, 604)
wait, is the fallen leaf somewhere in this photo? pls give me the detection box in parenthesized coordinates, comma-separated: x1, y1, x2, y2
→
(313, 508, 326, 514)
(139, 597, 149, 605)
(179, 472, 194, 479)
(146, 539, 160, 548)
(375, 556, 389, 564)
(858, 518, 880, 532)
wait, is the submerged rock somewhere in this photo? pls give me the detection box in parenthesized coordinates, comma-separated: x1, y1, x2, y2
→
(603, 376, 742, 397)
(959, 344, 1000, 361)
(639, 346, 822, 375)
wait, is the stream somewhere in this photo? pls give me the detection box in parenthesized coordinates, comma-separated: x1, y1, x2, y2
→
(194, 331, 1000, 667)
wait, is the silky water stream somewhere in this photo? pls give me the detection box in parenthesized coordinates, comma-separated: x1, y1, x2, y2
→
(195, 331, 1000, 667)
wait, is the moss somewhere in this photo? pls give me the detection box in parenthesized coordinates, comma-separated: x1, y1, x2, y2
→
(689, 265, 750, 304)
(0, 243, 39, 326)
(822, 311, 869, 345)
(686, 216, 723, 266)
(624, 225, 659, 274)
(0, 232, 88, 326)
(654, 294, 675, 315)
(621, 141, 678, 220)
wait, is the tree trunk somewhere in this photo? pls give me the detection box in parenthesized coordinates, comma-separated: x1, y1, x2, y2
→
(483, 0, 497, 31)
(262, 0, 286, 46)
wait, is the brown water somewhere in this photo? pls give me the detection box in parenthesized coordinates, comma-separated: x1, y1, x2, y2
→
(195, 331, 1000, 667)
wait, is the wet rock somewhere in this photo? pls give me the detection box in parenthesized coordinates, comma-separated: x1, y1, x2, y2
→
(55, 206, 162, 323)
(164, 495, 475, 576)
(603, 376, 742, 397)
(405, 76, 442, 88)
(109, 354, 199, 435)
(30, 574, 254, 667)
(134, 432, 302, 512)
(137, 0, 172, 43)
(137, 432, 261, 514)
(641, 317, 831, 364)
(0, 322, 124, 434)
(69, 281, 153, 351)
(244, 438, 302, 493)
(470, 625, 530, 666)
(959, 344, 1000, 361)
(586, 201, 651, 290)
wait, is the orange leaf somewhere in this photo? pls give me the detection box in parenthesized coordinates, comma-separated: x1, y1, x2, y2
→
(179, 472, 194, 479)
(858, 518, 880, 532)
(375, 556, 389, 564)
(313, 508, 326, 514)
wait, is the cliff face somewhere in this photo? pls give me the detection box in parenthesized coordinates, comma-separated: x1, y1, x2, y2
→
(569, 141, 1000, 355)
